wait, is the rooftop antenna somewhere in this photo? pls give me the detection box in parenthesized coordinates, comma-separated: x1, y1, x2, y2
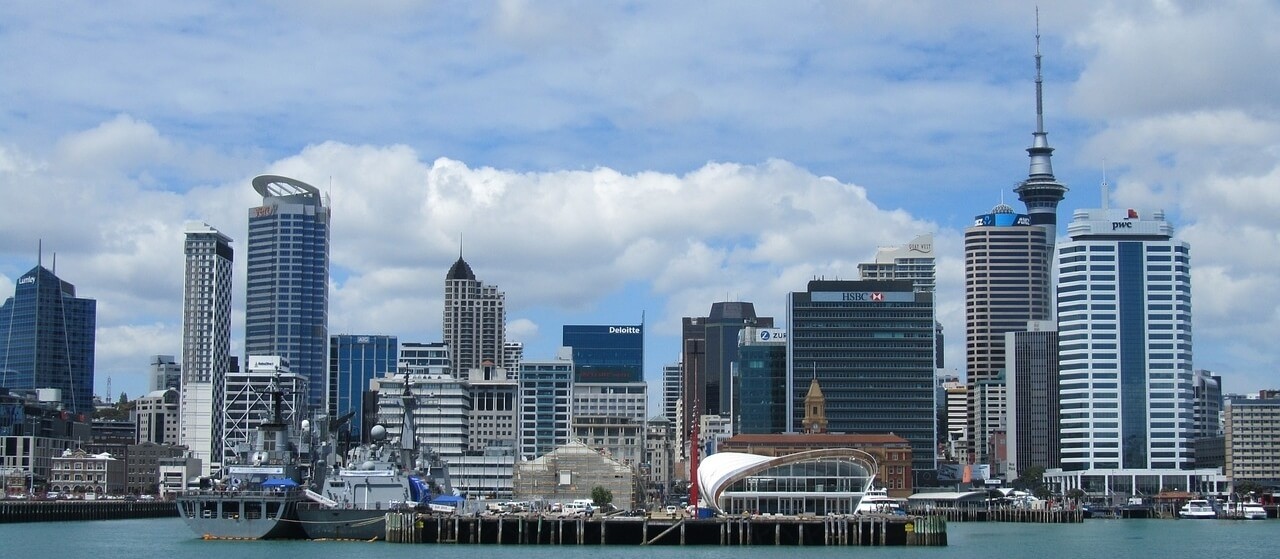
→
(52, 252, 56, 275)
(1100, 160, 1110, 211)
(38, 239, 42, 268)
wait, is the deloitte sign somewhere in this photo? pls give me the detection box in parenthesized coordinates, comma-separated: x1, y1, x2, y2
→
(609, 326, 641, 334)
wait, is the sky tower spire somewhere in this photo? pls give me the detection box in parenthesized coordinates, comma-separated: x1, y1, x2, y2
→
(1014, 8, 1068, 252)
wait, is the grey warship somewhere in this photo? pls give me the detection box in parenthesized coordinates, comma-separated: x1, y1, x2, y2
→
(296, 373, 451, 540)
(175, 380, 308, 539)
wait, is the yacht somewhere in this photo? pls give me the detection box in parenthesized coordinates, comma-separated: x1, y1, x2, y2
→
(856, 488, 905, 515)
(1234, 501, 1268, 520)
(1178, 499, 1218, 519)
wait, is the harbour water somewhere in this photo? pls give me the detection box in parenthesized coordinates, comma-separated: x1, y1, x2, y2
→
(5, 516, 1278, 559)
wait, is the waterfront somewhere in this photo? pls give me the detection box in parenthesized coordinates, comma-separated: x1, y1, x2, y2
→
(3, 517, 1279, 559)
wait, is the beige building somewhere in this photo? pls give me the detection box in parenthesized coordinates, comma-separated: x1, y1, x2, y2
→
(135, 389, 180, 445)
(1225, 392, 1280, 487)
(513, 440, 638, 509)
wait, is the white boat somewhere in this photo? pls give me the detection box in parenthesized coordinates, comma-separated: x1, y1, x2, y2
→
(1178, 499, 1218, 519)
(1236, 501, 1267, 520)
(856, 488, 905, 515)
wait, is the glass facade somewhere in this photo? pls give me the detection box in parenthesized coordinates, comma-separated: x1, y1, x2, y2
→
(328, 334, 398, 441)
(245, 176, 330, 411)
(562, 324, 643, 383)
(735, 342, 787, 434)
(786, 280, 937, 479)
(1057, 208, 1194, 472)
(0, 265, 96, 415)
(517, 360, 574, 460)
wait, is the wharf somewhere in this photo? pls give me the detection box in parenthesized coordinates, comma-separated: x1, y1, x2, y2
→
(906, 507, 1084, 523)
(385, 513, 946, 546)
(0, 500, 177, 523)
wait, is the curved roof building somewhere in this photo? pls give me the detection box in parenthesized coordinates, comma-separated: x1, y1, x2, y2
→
(696, 449, 878, 516)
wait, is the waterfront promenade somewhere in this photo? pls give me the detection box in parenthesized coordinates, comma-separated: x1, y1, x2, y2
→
(0, 499, 176, 523)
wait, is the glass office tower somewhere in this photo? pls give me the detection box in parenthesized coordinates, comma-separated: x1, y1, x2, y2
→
(245, 175, 330, 411)
(0, 264, 96, 415)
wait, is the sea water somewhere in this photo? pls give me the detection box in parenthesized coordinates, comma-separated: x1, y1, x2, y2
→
(4, 516, 1278, 559)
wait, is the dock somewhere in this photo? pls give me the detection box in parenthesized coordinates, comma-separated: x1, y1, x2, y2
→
(385, 513, 947, 546)
(0, 500, 177, 523)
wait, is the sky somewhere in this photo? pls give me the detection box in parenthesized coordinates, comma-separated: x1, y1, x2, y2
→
(1, 1, 1278, 409)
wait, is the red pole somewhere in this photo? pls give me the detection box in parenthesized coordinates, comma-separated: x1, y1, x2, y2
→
(689, 419, 700, 512)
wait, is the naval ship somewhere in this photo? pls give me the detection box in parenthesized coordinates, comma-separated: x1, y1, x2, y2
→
(296, 374, 451, 540)
(176, 379, 312, 539)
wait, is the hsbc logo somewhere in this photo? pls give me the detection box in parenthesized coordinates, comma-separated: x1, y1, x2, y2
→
(841, 292, 885, 302)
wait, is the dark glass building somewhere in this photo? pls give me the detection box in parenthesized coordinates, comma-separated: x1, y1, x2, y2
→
(245, 175, 330, 411)
(787, 280, 936, 479)
(734, 327, 788, 434)
(328, 334, 398, 441)
(0, 264, 96, 416)
(681, 302, 773, 437)
(562, 324, 643, 383)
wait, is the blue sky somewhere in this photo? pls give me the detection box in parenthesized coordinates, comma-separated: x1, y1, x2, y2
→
(2, 1, 1278, 407)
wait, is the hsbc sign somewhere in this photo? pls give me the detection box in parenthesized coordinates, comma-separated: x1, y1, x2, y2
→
(812, 291, 914, 303)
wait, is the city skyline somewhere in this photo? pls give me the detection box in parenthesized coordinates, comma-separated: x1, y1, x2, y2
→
(1, 2, 1278, 404)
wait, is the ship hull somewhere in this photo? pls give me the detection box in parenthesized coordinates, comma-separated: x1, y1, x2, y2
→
(296, 505, 389, 540)
(176, 491, 305, 539)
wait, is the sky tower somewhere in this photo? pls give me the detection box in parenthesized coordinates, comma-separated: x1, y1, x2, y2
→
(1013, 15, 1068, 251)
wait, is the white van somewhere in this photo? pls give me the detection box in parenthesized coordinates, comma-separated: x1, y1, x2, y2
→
(563, 499, 594, 515)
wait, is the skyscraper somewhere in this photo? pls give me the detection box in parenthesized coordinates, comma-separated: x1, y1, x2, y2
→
(562, 324, 643, 383)
(1004, 320, 1060, 480)
(680, 302, 772, 443)
(857, 233, 936, 292)
(443, 253, 506, 378)
(0, 262, 96, 415)
(964, 204, 1050, 465)
(179, 222, 233, 475)
(245, 175, 330, 411)
(787, 279, 937, 479)
(1057, 208, 1194, 471)
(149, 354, 181, 392)
(328, 334, 398, 441)
(517, 352, 574, 460)
(734, 326, 788, 434)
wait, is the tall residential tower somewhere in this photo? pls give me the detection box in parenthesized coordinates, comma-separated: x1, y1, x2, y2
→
(443, 253, 506, 378)
(179, 222, 234, 475)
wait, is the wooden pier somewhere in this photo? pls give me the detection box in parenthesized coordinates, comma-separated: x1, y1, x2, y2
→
(0, 500, 178, 523)
(385, 513, 946, 546)
(906, 507, 1084, 523)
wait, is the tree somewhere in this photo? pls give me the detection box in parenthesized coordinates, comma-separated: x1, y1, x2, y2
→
(118, 392, 129, 405)
(1066, 488, 1087, 503)
(591, 486, 613, 508)
(1012, 466, 1045, 492)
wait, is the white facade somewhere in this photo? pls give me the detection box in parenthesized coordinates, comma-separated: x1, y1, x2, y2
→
(179, 222, 233, 477)
(857, 232, 936, 292)
(222, 356, 308, 462)
(1057, 208, 1194, 471)
(135, 389, 180, 446)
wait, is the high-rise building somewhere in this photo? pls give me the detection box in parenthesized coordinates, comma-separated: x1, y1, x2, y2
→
(328, 334, 398, 441)
(180, 222, 233, 476)
(135, 388, 180, 446)
(562, 324, 643, 383)
(245, 175, 330, 410)
(964, 204, 1050, 464)
(149, 355, 181, 392)
(1004, 320, 1060, 480)
(680, 302, 772, 453)
(1057, 208, 1193, 471)
(517, 351, 574, 460)
(502, 342, 523, 378)
(857, 233, 936, 292)
(443, 253, 505, 378)
(661, 361, 681, 427)
(1224, 393, 1280, 488)
(786, 280, 937, 480)
(0, 262, 96, 416)
(734, 327, 788, 434)
(1192, 369, 1223, 440)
